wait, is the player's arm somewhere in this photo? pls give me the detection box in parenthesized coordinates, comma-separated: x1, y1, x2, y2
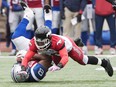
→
(48, 43, 69, 72)
(58, 46, 69, 68)
(21, 50, 36, 68)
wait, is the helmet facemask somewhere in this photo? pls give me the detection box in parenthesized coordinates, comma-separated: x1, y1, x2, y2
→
(11, 63, 29, 83)
(34, 37, 51, 51)
(34, 26, 52, 51)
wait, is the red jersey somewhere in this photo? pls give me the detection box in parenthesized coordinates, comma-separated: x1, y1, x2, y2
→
(22, 34, 84, 68)
(24, 0, 43, 8)
(51, 0, 59, 7)
(95, 0, 114, 15)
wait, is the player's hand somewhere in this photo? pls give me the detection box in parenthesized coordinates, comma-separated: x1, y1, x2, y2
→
(21, 65, 26, 71)
(44, 4, 51, 13)
(48, 65, 61, 72)
(18, 70, 29, 80)
(76, 14, 82, 23)
(61, 12, 65, 20)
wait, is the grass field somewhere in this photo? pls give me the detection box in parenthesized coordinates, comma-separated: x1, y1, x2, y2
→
(0, 52, 116, 87)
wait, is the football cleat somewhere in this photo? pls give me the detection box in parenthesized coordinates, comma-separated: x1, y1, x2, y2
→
(44, 5, 52, 21)
(43, 5, 51, 13)
(103, 59, 113, 77)
(74, 38, 84, 47)
(20, 1, 28, 10)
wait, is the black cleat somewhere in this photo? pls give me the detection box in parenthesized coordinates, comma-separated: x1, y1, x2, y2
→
(103, 59, 113, 77)
(43, 5, 51, 13)
(20, 1, 28, 10)
(74, 38, 84, 47)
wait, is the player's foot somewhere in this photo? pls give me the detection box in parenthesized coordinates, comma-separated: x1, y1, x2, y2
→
(102, 59, 113, 77)
(109, 48, 116, 55)
(43, 5, 51, 13)
(94, 46, 103, 55)
(82, 46, 88, 55)
(74, 38, 84, 47)
(9, 49, 17, 56)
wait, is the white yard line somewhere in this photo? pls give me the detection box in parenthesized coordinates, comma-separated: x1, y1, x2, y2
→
(1, 55, 116, 58)
(89, 55, 116, 58)
(0, 56, 16, 58)
(95, 67, 116, 71)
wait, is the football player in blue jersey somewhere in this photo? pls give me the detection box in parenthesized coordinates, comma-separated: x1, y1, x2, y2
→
(11, 50, 52, 82)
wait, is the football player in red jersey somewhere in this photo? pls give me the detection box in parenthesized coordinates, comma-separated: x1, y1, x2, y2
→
(20, 25, 114, 77)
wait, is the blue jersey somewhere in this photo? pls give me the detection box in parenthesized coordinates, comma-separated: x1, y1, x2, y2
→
(27, 63, 47, 82)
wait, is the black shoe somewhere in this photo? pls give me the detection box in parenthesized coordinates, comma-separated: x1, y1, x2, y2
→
(74, 38, 84, 47)
(103, 59, 113, 77)
(20, 1, 28, 10)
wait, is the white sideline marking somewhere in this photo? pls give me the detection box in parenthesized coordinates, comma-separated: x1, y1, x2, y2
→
(95, 67, 116, 71)
(0, 56, 16, 58)
(0, 55, 116, 58)
(89, 55, 116, 58)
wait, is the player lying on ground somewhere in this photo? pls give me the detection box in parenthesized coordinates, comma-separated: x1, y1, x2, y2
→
(11, 50, 52, 82)
(19, 25, 113, 77)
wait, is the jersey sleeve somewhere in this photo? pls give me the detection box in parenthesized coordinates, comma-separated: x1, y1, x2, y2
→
(54, 37, 65, 51)
(51, 35, 69, 67)
(29, 38, 38, 52)
(58, 46, 69, 67)
(21, 38, 37, 67)
(21, 50, 36, 67)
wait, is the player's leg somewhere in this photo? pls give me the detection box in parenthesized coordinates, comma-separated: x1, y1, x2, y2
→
(34, 8, 44, 28)
(52, 10, 60, 34)
(69, 38, 113, 77)
(12, 7, 34, 51)
(12, 36, 30, 51)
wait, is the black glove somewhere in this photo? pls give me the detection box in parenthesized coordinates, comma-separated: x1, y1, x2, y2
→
(76, 14, 82, 23)
(20, 1, 28, 10)
(44, 5, 51, 13)
(60, 12, 65, 20)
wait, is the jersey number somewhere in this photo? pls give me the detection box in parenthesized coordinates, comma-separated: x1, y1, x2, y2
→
(38, 68, 44, 76)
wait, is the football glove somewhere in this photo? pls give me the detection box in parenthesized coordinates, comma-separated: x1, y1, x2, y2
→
(48, 64, 61, 72)
(20, 1, 28, 10)
(76, 14, 82, 23)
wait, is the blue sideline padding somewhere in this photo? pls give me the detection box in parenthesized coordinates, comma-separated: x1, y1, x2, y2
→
(89, 30, 110, 45)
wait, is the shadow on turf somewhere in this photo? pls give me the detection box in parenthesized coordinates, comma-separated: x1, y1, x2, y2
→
(10, 80, 116, 84)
